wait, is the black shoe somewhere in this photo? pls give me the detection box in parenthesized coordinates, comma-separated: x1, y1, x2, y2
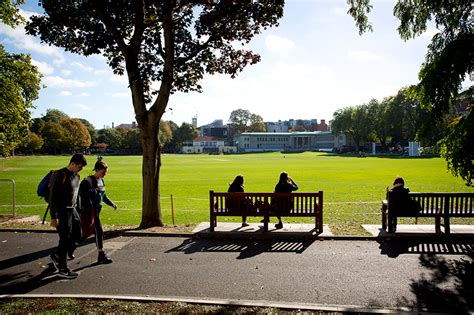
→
(50, 253, 60, 271)
(98, 252, 113, 264)
(68, 253, 75, 260)
(275, 222, 283, 229)
(58, 269, 78, 279)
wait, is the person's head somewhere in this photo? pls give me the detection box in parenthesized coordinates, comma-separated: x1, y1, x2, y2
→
(68, 153, 87, 173)
(279, 172, 289, 183)
(231, 175, 244, 187)
(393, 176, 405, 186)
(93, 156, 108, 177)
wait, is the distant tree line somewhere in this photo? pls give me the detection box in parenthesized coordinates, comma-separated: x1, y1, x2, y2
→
(330, 87, 470, 153)
(19, 108, 196, 155)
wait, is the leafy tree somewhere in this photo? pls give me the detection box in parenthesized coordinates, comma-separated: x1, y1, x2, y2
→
(97, 128, 123, 149)
(43, 109, 69, 123)
(123, 128, 141, 150)
(249, 113, 266, 132)
(41, 121, 65, 153)
(332, 105, 371, 151)
(228, 109, 265, 134)
(0, 45, 42, 156)
(158, 120, 172, 148)
(367, 98, 391, 151)
(347, 0, 473, 182)
(26, 1, 284, 228)
(0, 0, 25, 27)
(60, 118, 91, 149)
(174, 122, 196, 147)
(79, 118, 97, 144)
(438, 106, 474, 185)
(228, 109, 252, 135)
(23, 130, 43, 152)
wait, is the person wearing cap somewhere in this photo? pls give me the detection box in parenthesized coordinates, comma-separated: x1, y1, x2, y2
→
(79, 156, 117, 264)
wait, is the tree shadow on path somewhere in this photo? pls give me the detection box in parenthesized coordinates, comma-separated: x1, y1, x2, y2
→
(379, 238, 473, 313)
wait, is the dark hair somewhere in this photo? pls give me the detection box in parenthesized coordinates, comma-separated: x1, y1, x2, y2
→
(230, 175, 244, 187)
(93, 156, 108, 171)
(393, 176, 405, 186)
(70, 153, 87, 166)
(279, 172, 289, 182)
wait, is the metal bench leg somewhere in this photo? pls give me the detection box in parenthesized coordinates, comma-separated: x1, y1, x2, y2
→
(435, 217, 441, 233)
(264, 217, 268, 232)
(381, 204, 387, 231)
(444, 217, 450, 234)
(210, 215, 215, 232)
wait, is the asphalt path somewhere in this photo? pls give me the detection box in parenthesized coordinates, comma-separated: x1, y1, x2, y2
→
(0, 232, 473, 312)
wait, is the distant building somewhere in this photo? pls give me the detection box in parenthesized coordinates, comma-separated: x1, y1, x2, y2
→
(234, 131, 348, 153)
(198, 119, 228, 140)
(115, 122, 137, 129)
(265, 118, 330, 133)
(181, 136, 237, 154)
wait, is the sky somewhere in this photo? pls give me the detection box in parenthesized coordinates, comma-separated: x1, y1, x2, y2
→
(1, 0, 470, 130)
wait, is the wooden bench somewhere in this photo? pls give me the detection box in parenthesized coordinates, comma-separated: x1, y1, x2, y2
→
(382, 192, 474, 233)
(210, 191, 323, 233)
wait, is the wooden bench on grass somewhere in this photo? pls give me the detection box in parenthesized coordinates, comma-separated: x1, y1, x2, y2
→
(382, 192, 474, 234)
(210, 191, 323, 233)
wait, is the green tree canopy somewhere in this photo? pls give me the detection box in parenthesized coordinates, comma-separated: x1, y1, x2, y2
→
(348, 0, 473, 183)
(0, 44, 42, 156)
(60, 118, 91, 148)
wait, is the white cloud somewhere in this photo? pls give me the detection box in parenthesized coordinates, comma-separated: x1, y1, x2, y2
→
(71, 61, 94, 71)
(265, 35, 295, 57)
(61, 70, 72, 77)
(79, 92, 91, 97)
(0, 24, 65, 64)
(347, 50, 386, 63)
(31, 59, 54, 75)
(93, 69, 109, 76)
(59, 91, 72, 96)
(110, 74, 128, 85)
(112, 92, 130, 98)
(73, 103, 92, 111)
(419, 27, 440, 40)
(44, 76, 96, 88)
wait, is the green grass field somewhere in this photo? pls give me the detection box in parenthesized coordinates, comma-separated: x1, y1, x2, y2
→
(1, 153, 472, 232)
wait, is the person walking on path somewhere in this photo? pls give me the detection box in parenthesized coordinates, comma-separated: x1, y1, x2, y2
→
(79, 156, 117, 264)
(49, 153, 87, 279)
(227, 175, 249, 227)
(273, 171, 298, 229)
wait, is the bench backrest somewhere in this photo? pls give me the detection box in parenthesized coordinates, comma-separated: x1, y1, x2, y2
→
(210, 191, 323, 216)
(389, 192, 474, 216)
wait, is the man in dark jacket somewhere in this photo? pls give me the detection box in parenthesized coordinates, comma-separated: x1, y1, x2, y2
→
(49, 153, 87, 279)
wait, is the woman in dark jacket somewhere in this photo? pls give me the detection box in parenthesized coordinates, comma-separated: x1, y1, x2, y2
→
(228, 175, 249, 227)
(273, 172, 298, 229)
(79, 157, 117, 264)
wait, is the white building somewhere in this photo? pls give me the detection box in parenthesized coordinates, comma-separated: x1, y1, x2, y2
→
(182, 136, 237, 154)
(234, 131, 349, 153)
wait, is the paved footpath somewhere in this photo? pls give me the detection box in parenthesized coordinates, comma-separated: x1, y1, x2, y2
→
(0, 231, 473, 312)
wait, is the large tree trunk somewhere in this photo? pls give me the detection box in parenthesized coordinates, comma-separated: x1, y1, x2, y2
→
(139, 116, 164, 228)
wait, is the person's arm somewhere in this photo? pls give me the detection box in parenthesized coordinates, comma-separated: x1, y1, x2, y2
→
(290, 178, 298, 191)
(103, 193, 117, 209)
(79, 177, 94, 212)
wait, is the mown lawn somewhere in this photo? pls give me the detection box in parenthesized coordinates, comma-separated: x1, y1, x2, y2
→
(1, 153, 472, 230)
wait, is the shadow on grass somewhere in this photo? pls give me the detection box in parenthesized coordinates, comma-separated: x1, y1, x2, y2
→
(165, 238, 314, 259)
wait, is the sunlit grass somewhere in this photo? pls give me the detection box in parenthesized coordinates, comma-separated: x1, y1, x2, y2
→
(0, 153, 472, 228)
